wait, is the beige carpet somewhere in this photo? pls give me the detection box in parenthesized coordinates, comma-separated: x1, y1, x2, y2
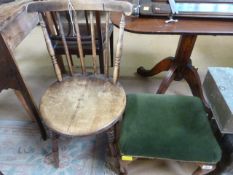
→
(0, 26, 233, 174)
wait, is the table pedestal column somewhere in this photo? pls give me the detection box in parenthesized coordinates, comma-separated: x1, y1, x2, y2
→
(137, 35, 211, 115)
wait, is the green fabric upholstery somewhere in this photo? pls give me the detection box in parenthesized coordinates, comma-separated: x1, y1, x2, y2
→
(119, 94, 221, 163)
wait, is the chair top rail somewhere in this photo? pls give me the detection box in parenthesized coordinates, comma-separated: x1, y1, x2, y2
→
(26, 0, 134, 16)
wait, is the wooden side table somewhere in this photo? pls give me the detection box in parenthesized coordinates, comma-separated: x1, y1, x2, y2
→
(111, 13, 233, 114)
(0, 1, 47, 139)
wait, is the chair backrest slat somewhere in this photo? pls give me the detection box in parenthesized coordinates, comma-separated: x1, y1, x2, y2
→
(95, 12, 103, 74)
(104, 11, 110, 77)
(90, 11, 97, 74)
(43, 12, 57, 36)
(113, 14, 125, 84)
(39, 13, 62, 82)
(50, 12, 59, 34)
(84, 11, 90, 35)
(55, 12, 74, 76)
(73, 10, 86, 74)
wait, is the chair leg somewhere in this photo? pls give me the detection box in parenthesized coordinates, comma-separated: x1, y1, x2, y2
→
(193, 164, 216, 175)
(107, 127, 117, 157)
(52, 132, 60, 168)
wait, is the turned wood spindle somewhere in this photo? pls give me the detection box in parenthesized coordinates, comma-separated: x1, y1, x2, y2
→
(55, 12, 73, 76)
(39, 13, 62, 82)
(104, 12, 110, 77)
(113, 14, 125, 84)
(90, 11, 97, 74)
(73, 10, 86, 75)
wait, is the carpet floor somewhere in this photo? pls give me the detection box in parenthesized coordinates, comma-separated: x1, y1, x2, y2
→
(0, 120, 115, 175)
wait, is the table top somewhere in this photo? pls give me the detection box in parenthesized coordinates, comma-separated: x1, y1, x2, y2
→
(111, 12, 233, 35)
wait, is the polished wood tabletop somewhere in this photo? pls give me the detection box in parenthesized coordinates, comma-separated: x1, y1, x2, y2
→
(111, 13, 233, 35)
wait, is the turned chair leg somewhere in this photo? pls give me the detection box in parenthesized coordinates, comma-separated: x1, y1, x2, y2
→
(52, 132, 60, 168)
(107, 127, 117, 157)
(193, 164, 216, 175)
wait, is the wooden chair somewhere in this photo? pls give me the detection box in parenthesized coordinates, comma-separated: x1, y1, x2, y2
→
(26, 0, 133, 167)
(43, 9, 114, 74)
(118, 94, 222, 174)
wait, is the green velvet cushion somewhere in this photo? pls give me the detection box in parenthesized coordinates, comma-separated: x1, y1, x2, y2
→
(119, 93, 221, 163)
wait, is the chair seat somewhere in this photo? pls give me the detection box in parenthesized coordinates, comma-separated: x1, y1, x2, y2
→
(40, 75, 126, 136)
(119, 94, 221, 163)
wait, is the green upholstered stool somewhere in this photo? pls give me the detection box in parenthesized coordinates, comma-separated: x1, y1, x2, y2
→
(119, 93, 221, 175)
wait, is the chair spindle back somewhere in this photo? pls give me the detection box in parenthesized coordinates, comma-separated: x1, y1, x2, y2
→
(90, 11, 97, 75)
(39, 13, 63, 81)
(55, 12, 74, 76)
(27, 0, 133, 84)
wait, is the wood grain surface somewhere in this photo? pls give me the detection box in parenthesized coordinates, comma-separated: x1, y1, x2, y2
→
(40, 76, 126, 136)
(27, 0, 134, 16)
(0, 0, 30, 31)
(0, 0, 47, 139)
(111, 12, 233, 35)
